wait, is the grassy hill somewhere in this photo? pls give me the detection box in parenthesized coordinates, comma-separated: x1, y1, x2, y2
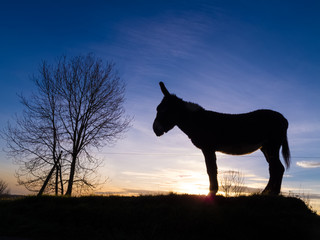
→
(0, 194, 319, 240)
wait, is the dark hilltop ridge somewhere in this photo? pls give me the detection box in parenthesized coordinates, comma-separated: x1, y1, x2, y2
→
(0, 194, 319, 240)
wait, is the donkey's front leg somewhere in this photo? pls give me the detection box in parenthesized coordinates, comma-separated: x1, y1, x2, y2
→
(202, 149, 218, 196)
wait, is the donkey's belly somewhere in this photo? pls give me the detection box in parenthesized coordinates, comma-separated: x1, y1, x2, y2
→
(217, 143, 262, 155)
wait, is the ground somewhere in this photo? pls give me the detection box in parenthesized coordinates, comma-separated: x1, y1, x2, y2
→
(0, 194, 319, 240)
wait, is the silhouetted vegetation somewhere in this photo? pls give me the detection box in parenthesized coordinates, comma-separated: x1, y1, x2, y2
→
(0, 179, 10, 196)
(0, 194, 319, 240)
(2, 54, 130, 196)
(219, 170, 245, 197)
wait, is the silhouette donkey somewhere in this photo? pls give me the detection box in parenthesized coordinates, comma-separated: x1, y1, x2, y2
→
(153, 82, 290, 196)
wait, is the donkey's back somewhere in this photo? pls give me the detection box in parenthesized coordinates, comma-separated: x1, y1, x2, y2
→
(187, 109, 288, 155)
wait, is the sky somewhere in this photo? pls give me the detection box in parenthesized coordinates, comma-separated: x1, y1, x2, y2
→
(0, 0, 319, 210)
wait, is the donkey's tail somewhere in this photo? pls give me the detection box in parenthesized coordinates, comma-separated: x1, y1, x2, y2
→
(282, 132, 291, 169)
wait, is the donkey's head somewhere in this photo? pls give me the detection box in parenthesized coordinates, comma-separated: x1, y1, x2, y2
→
(153, 82, 182, 136)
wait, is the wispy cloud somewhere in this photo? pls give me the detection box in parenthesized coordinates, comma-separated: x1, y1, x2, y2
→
(290, 122, 320, 135)
(120, 12, 212, 59)
(296, 161, 320, 168)
(90, 2, 320, 202)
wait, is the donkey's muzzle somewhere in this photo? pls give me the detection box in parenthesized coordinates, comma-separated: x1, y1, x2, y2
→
(153, 120, 164, 137)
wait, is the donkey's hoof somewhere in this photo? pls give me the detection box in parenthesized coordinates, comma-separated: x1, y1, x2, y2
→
(205, 191, 217, 200)
(261, 189, 279, 195)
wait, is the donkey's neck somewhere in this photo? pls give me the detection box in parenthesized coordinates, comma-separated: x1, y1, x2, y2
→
(182, 100, 204, 112)
(176, 100, 204, 139)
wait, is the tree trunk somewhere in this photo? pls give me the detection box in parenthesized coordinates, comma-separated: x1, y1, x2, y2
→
(38, 164, 56, 196)
(38, 152, 62, 196)
(59, 164, 64, 195)
(55, 165, 59, 195)
(65, 154, 77, 196)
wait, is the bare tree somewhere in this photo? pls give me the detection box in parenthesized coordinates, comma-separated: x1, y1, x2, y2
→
(3, 63, 64, 195)
(219, 170, 245, 197)
(3, 54, 130, 196)
(0, 179, 10, 196)
(55, 55, 130, 195)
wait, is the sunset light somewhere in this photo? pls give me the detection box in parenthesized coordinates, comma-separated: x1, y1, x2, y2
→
(0, 0, 320, 214)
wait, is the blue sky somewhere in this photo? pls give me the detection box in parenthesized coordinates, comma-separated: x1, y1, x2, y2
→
(0, 0, 320, 208)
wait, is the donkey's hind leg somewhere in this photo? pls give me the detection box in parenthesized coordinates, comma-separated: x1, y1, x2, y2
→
(261, 145, 285, 195)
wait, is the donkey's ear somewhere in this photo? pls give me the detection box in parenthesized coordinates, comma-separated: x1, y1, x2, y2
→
(159, 82, 170, 96)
